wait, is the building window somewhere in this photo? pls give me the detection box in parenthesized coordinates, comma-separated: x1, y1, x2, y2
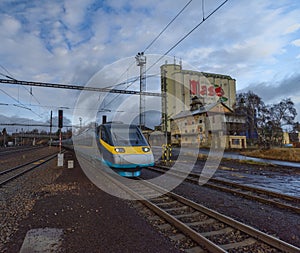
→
(199, 119, 202, 123)
(232, 139, 240, 145)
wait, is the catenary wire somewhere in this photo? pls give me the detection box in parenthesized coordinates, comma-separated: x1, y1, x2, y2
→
(106, 0, 228, 95)
(0, 88, 43, 118)
(100, 0, 194, 91)
(98, 0, 195, 111)
(143, 0, 193, 53)
(0, 68, 42, 106)
(146, 0, 229, 73)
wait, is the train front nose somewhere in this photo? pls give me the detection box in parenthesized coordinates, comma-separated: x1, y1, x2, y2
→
(114, 153, 153, 166)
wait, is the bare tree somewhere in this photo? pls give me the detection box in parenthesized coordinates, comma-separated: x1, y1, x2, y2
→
(267, 98, 297, 146)
(236, 94, 297, 148)
(236, 91, 264, 145)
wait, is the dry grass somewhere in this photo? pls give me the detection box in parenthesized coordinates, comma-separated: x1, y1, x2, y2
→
(241, 148, 300, 162)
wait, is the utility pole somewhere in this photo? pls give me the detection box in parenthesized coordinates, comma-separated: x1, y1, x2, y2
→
(135, 52, 146, 129)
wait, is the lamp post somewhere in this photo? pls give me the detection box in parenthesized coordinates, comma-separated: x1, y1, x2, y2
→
(79, 117, 82, 129)
(135, 52, 146, 129)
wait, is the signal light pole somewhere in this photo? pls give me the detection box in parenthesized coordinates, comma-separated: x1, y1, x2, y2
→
(58, 110, 63, 153)
(57, 109, 64, 167)
(58, 110, 63, 129)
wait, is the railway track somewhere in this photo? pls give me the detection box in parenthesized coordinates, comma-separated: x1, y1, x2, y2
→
(0, 146, 45, 156)
(0, 152, 59, 187)
(113, 177, 300, 253)
(146, 165, 300, 214)
(95, 170, 299, 253)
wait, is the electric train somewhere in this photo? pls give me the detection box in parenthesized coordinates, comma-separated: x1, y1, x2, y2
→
(72, 121, 154, 177)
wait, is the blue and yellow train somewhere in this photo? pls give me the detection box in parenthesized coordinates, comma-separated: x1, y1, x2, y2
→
(71, 121, 154, 177)
(96, 122, 154, 176)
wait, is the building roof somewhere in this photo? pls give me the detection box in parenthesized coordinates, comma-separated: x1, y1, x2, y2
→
(172, 101, 233, 120)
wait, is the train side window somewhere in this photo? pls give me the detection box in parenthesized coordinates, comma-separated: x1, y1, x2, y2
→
(101, 127, 108, 143)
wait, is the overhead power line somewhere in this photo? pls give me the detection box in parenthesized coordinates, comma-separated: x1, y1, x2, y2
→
(147, 0, 229, 72)
(91, 0, 226, 111)
(101, 0, 194, 99)
(0, 64, 15, 80)
(0, 65, 42, 106)
(0, 88, 43, 118)
(101, 0, 226, 99)
(143, 0, 193, 53)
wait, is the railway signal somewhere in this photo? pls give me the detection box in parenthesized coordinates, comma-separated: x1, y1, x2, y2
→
(58, 110, 63, 128)
(58, 109, 63, 157)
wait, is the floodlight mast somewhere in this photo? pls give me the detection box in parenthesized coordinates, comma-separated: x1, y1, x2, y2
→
(135, 52, 146, 129)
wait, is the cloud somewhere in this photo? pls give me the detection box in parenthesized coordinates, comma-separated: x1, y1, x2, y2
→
(0, 0, 300, 125)
(180, 0, 300, 86)
(292, 39, 300, 47)
(284, 23, 300, 34)
(240, 74, 300, 100)
(239, 73, 300, 121)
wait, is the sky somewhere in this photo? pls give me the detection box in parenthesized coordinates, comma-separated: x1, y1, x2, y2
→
(0, 0, 300, 131)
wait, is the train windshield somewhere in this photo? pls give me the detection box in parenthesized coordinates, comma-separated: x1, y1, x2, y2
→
(110, 125, 148, 146)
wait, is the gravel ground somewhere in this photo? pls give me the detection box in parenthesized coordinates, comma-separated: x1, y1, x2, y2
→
(2, 150, 181, 253)
(0, 146, 63, 252)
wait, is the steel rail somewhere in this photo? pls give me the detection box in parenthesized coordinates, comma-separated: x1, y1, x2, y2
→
(165, 187, 300, 253)
(0, 146, 44, 156)
(0, 152, 59, 176)
(148, 165, 300, 214)
(0, 152, 60, 186)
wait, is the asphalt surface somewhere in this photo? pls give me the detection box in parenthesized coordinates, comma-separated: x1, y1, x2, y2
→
(4, 150, 181, 253)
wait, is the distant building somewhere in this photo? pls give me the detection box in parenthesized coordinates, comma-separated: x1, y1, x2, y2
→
(160, 62, 246, 149)
(161, 62, 236, 132)
(283, 132, 300, 147)
(171, 99, 246, 149)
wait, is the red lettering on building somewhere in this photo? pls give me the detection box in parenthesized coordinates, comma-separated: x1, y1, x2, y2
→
(199, 85, 207, 95)
(189, 80, 199, 95)
(189, 80, 225, 97)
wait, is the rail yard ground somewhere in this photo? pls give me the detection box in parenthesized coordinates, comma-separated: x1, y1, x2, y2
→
(0, 146, 299, 252)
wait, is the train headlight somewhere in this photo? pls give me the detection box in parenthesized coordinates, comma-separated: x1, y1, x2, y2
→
(142, 147, 150, 152)
(115, 147, 125, 153)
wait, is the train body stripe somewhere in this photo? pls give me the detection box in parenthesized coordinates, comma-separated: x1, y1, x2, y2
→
(103, 159, 154, 169)
(99, 139, 115, 153)
(99, 139, 152, 155)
